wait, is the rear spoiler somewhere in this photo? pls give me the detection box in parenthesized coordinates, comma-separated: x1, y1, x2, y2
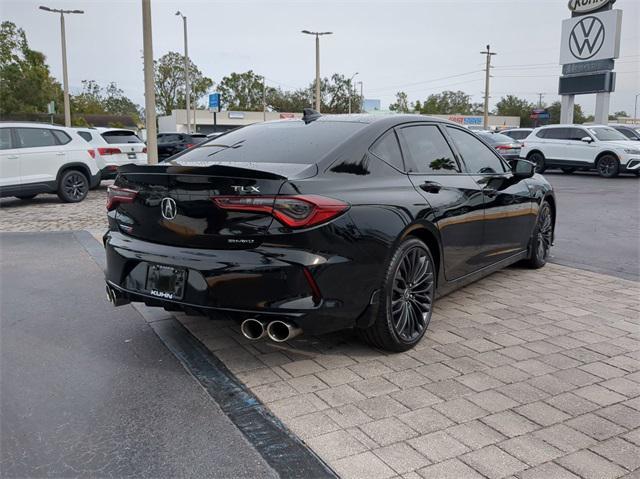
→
(117, 162, 317, 181)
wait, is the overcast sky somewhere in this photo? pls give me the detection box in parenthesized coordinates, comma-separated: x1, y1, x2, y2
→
(2, 0, 639, 115)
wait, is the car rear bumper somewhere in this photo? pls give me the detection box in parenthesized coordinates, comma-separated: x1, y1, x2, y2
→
(104, 231, 367, 334)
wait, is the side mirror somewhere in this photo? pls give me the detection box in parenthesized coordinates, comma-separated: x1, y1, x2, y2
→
(581, 136, 593, 143)
(511, 159, 535, 179)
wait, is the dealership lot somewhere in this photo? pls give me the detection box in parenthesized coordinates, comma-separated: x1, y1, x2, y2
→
(1, 174, 639, 478)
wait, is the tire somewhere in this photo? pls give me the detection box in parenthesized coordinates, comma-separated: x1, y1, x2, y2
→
(561, 167, 576, 174)
(525, 201, 553, 269)
(596, 155, 620, 178)
(360, 237, 436, 352)
(57, 170, 89, 203)
(527, 152, 546, 173)
(15, 194, 37, 200)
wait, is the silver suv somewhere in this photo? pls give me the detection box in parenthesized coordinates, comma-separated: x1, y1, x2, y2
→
(520, 124, 640, 178)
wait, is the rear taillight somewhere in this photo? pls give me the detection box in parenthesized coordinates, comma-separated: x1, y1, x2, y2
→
(496, 145, 511, 150)
(185, 143, 195, 149)
(88, 149, 95, 159)
(98, 147, 122, 155)
(107, 185, 138, 211)
(142, 147, 147, 154)
(212, 195, 349, 229)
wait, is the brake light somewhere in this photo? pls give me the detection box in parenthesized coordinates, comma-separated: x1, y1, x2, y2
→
(88, 149, 96, 159)
(142, 147, 147, 154)
(496, 145, 512, 150)
(98, 147, 122, 155)
(107, 185, 138, 211)
(212, 195, 349, 229)
(185, 143, 195, 148)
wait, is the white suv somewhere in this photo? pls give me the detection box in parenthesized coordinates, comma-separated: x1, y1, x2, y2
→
(0, 122, 101, 202)
(520, 124, 640, 178)
(75, 127, 147, 180)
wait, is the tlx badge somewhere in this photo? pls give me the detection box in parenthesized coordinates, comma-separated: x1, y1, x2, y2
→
(232, 185, 260, 193)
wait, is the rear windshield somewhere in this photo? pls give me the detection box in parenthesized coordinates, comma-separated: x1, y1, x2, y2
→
(505, 130, 530, 140)
(478, 133, 514, 144)
(171, 120, 366, 165)
(101, 130, 142, 144)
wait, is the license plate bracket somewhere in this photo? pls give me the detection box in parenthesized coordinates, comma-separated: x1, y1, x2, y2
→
(146, 264, 187, 300)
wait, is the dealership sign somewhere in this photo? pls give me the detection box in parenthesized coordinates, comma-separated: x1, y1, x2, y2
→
(559, 9, 622, 64)
(568, 0, 612, 13)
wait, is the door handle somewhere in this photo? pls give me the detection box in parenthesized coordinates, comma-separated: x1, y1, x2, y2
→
(56, 152, 65, 156)
(483, 187, 498, 198)
(420, 181, 442, 193)
(7, 155, 18, 159)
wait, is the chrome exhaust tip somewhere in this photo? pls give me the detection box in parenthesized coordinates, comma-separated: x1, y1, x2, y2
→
(106, 285, 130, 307)
(266, 320, 302, 343)
(240, 318, 267, 340)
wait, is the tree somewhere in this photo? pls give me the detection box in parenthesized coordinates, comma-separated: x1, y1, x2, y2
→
(389, 91, 410, 113)
(0, 21, 62, 114)
(268, 87, 311, 112)
(494, 95, 535, 128)
(416, 90, 474, 115)
(154, 52, 213, 115)
(321, 73, 362, 114)
(217, 70, 265, 111)
(609, 110, 628, 120)
(71, 80, 141, 123)
(547, 101, 589, 124)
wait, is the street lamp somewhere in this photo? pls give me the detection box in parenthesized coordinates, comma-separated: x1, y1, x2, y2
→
(348, 72, 359, 115)
(301, 30, 332, 112)
(635, 93, 640, 123)
(39, 5, 84, 127)
(176, 11, 191, 133)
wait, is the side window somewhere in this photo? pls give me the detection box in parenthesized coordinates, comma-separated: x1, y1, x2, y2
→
(567, 128, 587, 141)
(617, 129, 634, 139)
(369, 130, 404, 171)
(0, 128, 12, 150)
(14, 128, 58, 148)
(77, 131, 93, 142)
(446, 127, 507, 175)
(536, 129, 548, 139)
(398, 125, 459, 174)
(545, 128, 570, 140)
(52, 130, 71, 145)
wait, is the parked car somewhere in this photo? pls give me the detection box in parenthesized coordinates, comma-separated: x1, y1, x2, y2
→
(609, 124, 640, 141)
(501, 128, 534, 143)
(0, 122, 101, 202)
(75, 127, 147, 180)
(104, 113, 555, 352)
(477, 132, 522, 160)
(157, 132, 208, 161)
(520, 124, 640, 177)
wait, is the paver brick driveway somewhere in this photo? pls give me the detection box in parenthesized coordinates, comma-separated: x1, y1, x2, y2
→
(176, 265, 639, 479)
(2, 186, 639, 478)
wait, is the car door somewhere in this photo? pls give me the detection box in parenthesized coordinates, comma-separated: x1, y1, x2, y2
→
(0, 127, 21, 189)
(564, 127, 597, 166)
(14, 127, 67, 186)
(445, 126, 535, 269)
(540, 127, 570, 162)
(396, 123, 486, 280)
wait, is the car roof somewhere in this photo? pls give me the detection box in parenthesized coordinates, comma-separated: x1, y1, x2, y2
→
(267, 114, 465, 129)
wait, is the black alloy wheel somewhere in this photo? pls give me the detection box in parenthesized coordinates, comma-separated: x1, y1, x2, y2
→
(526, 201, 553, 269)
(528, 152, 546, 173)
(596, 155, 620, 178)
(361, 237, 435, 352)
(58, 170, 89, 203)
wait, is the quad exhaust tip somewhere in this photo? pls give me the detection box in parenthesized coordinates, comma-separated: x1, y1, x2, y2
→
(240, 318, 268, 340)
(266, 320, 302, 343)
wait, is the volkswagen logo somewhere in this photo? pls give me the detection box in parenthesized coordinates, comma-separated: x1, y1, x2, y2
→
(160, 197, 177, 220)
(569, 16, 605, 60)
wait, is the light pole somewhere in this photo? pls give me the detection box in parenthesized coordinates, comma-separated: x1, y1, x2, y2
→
(301, 30, 332, 112)
(39, 5, 84, 127)
(480, 44, 497, 129)
(635, 93, 640, 123)
(142, 0, 158, 164)
(348, 72, 359, 115)
(357, 81, 364, 112)
(176, 11, 191, 133)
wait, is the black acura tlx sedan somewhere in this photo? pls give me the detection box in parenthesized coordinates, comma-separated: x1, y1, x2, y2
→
(104, 111, 555, 352)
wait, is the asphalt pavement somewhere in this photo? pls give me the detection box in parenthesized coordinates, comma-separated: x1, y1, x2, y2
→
(545, 171, 639, 281)
(0, 232, 278, 478)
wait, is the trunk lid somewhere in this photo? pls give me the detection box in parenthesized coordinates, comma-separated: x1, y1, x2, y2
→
(111, 163, 314, 249)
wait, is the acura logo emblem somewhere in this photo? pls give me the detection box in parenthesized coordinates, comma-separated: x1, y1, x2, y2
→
(569, 16, 605, 60)
(160, 197, 177, 220)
